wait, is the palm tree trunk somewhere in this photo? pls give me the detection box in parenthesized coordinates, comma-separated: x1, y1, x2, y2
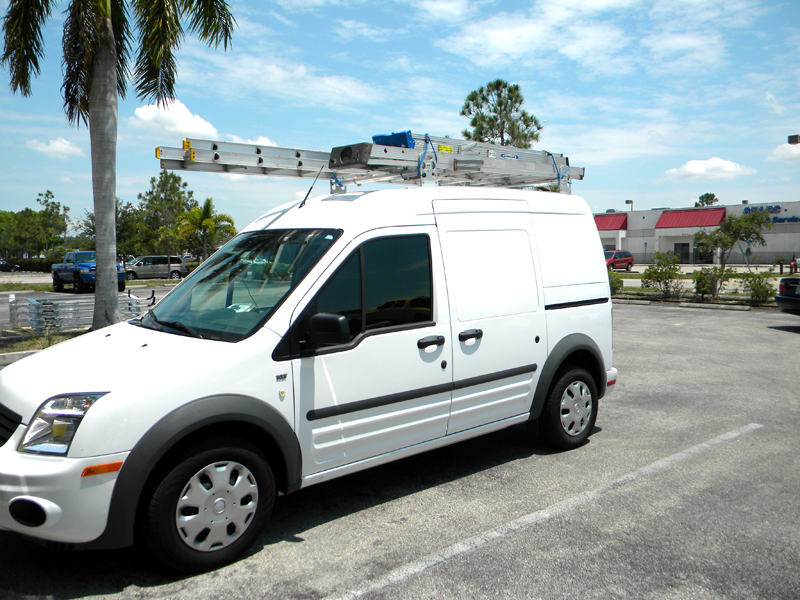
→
(89, 15, 120, 329)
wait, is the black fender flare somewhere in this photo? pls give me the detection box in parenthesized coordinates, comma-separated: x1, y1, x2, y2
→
(530, 334, 607, 420)
(83, 394, 301, 550)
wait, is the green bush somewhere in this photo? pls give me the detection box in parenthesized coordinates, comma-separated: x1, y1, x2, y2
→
(641, 251, 684, 298)
(739, 269, 775, 305)
(608, 269, 623, 295)
(10, 257, 52, 273)
(691, 266, 735, 300)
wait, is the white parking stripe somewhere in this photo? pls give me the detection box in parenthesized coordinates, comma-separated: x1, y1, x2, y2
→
(324, 423, 764, 600)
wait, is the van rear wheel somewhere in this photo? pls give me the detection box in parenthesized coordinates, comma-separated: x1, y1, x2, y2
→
(538, 367, 597, 449)
(140, 436, 275, 572)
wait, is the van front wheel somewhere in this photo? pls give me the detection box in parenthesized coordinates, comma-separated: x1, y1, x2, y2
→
(538, 367, 597, 450)
(140, 436, 275, 572)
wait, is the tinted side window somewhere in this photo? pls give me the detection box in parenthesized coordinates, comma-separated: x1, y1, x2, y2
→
(155, 257, 168, 265)
(283, 235, 432, 357)
(314, 252, 362, 339)
(364, 236, 432, 329)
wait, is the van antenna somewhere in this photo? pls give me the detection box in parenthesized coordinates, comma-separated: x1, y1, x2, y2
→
(299, 166, 324, 209)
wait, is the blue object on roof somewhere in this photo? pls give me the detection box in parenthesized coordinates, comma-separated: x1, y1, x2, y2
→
(372, 131, 415, 149)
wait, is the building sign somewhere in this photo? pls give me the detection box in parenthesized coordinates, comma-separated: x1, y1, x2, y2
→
(743, 205, 800, 223)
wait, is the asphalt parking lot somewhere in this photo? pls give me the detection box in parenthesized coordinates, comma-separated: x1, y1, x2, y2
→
(0, 303, 798, 599)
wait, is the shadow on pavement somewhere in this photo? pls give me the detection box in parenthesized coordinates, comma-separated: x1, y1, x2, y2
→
(0, 422, 577, 598)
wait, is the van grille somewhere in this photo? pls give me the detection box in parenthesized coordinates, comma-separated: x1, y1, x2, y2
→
(0, 402, 23, 447)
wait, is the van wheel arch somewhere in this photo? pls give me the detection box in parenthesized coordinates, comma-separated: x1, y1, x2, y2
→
(83, 395, 301, 551)
(530, 335, 606, 423)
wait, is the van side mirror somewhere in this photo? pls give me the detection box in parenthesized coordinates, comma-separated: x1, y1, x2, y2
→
(308, 313, 350, 347)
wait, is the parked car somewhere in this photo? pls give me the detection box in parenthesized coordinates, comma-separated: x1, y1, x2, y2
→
(0, 259, 20, 272)
(125, 255, 189, 280)
(775, 277, 800, 315)
(605, 250, 634, 271)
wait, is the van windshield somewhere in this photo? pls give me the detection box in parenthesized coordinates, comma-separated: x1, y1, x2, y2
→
(138, 229, 341, 342)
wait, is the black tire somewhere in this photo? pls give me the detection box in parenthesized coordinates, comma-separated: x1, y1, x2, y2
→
(140, 436, 275, 572)
(625, 262, 632, 272)
(538, 366, 598, 450)
(53, 274, 63, 292)
(126, 271, 136, 281)
(118, 280, 126, 292)
(170, 270, 181, 280)
(74, 273, 86, 293)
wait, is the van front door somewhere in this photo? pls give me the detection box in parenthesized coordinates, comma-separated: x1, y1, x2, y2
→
(289, 227, 453, 478)
(433, 199, 547, 435)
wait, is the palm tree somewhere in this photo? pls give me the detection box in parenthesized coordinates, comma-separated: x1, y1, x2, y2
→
(179, 198, 236, 260)
(2, 0, 235, 329)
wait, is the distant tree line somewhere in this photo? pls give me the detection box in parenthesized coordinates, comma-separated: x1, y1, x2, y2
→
(0, 171, 235, 263)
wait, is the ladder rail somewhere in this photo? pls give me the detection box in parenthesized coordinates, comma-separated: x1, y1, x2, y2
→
(155, 131, 584, 193)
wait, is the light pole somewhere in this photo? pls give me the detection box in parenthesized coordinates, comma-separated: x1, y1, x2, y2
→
(625, 199, 634, 211)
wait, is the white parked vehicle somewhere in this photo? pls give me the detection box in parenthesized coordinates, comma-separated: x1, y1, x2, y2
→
(0, 135, 615, 572)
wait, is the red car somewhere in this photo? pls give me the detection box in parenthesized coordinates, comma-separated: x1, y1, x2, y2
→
(605, 250, 634, 271)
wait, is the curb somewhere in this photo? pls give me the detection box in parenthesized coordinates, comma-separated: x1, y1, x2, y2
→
(613, 299, 652, 305)
(678, 302, 751, 311)
(0, 350, 39, 369)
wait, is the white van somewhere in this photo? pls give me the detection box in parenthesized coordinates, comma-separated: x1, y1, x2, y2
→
(0, 186, 616, 571)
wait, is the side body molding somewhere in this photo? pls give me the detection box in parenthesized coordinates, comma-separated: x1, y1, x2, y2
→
(82, 394, 301, 550)
(530, 334, 607, 421)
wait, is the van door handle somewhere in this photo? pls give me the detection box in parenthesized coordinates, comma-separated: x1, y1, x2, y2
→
(458, 329, 483, 342)
(417, 335, 445, 349)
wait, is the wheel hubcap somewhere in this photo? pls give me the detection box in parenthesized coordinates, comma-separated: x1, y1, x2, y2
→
(175, 460, 259, 552)
(559, 381, 592, 437)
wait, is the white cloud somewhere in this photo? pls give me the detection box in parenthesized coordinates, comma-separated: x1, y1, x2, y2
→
(640, 31, 727, 73)
(269, 10, 295, 26)
(59, 176, 73, 184)
(130, 100, 219, 139)
(335, 19, 398, 41)
(664, 157, 756, 181)
(764, 92, 787, 115)
(227, 135, 277, 147)
(180, 48, 385, 109)
(767, 143, 800, 162)
(25, 138, 84, 160)
(404, 0, 477, 22)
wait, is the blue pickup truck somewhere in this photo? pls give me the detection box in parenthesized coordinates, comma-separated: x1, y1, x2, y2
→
(52, 251, 126, 293)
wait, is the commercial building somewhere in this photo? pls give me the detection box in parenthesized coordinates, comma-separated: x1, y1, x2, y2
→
(595, 201, 800, 265)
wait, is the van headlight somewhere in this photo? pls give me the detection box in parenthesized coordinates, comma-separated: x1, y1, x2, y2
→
(19, 393, 107, 455)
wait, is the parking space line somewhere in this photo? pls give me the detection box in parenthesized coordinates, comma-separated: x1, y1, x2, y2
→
(324, 423, 764, 600)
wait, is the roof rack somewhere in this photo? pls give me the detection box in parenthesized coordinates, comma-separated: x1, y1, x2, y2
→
(155, 131, 585, 194)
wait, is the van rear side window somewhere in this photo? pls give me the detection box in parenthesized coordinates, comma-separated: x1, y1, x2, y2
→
(445, 229, 538, 321)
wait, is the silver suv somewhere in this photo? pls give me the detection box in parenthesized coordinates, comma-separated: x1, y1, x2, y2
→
(125, 255, 189, 280)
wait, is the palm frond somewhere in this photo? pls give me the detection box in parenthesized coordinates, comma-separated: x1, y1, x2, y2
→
(111, 0, 132, 99)
(181, 0, 236, 49)
(61, 0, 102, 125)
(132, 0, 182, 104)
(1, 0, 56, 96)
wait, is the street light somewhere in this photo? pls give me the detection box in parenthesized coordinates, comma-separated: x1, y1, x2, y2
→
(790, 135, 799, 145)
(625, 199, 634, 211)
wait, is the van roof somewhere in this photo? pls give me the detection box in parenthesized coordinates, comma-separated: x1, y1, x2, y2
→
(241, 187, 591, 234)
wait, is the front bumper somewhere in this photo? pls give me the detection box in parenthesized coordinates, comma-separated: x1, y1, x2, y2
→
(0, 425, 128, 545)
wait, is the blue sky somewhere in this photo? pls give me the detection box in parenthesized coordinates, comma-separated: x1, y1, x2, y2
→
(1, 0, 799, 232)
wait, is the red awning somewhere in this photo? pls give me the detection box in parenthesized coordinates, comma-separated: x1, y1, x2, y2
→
(655, 208, 726, 228)
(594, 214, 628, 230)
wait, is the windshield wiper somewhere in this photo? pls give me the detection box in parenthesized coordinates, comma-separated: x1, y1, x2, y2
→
(157, 319, 204, 339)
(138, 310, 204, 339)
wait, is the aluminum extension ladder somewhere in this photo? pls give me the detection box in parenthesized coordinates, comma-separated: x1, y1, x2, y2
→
(155, 131, 585, 194)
